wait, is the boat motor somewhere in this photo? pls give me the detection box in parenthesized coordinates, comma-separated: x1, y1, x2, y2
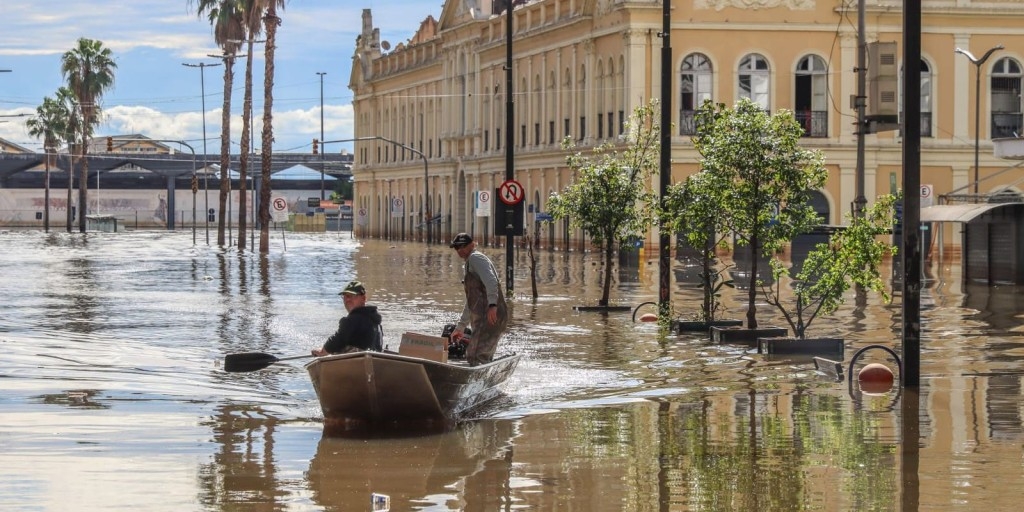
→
(440, 323, 472, 360)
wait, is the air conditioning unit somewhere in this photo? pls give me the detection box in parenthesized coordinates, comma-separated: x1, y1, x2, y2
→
(867, 41, 899, 130)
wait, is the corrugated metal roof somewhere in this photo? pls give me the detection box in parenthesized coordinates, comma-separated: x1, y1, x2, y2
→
(920, 203, 1020, 222)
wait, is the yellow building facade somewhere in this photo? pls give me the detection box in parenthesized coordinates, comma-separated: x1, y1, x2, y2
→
(348, 0, 1024, 251)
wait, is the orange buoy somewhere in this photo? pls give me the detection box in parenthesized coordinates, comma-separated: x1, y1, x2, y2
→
(639, 313, 658, 323)
(858, 363, 895, 394)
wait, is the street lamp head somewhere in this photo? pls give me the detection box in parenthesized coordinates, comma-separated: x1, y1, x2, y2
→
(954, 44, 1004, 64)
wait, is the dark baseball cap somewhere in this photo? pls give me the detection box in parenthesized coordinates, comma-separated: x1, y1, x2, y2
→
(339, 280, 366, 296)
(449, 233, 473, 248)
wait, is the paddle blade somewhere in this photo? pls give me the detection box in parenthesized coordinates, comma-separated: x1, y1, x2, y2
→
(223, 352, 280, 372)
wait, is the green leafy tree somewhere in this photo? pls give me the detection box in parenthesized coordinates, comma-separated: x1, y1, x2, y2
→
(694, 99, 828, 329)
(26, 93, 74, 232)
(764, 195, 898, 338)
(548, 100, 660, 306)
(662, 171, 733, 323)
(190, 0, 244, 246)
(61, 37, 116, 233)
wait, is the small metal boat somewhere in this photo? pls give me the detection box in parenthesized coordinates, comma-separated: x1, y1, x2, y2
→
(304, 350, 521, 431)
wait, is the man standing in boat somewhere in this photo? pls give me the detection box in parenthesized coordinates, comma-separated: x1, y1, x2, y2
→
(449, 233, 509, 365)
(312, 280, 383, 356)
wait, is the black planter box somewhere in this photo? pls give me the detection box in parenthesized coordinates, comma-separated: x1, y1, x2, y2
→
(759, 337, 844, 358)
(573, 305, 632, 312)
(672, 319, 743, 334)
(710, 326, 788, 346)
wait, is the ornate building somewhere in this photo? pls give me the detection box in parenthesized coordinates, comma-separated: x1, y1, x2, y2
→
(348, 0, 1024, 251)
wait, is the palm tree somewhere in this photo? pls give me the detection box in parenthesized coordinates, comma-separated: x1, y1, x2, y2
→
(61, 37, 116, 233)
(259, 0, 286, 254)
(236, 0, 270, 252)
(26, 94, 70, 232)
(191, 0, 244, 246)
(55, 87, 82, 232)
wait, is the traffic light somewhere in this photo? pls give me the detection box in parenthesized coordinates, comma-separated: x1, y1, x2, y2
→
(106, 136, 113, 152)
(312, 138, 319, 155)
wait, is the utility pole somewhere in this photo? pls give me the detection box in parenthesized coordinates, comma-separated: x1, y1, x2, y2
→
(658, 0, 672, 318)
(182, 61, 221, 245)
(504, 2, 515, 295)
(854, 0, 867, 218)
(317, 71, 327, 201)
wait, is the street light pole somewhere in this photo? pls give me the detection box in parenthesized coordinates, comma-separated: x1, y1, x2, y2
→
(182, 61, 221, 244)
(955, 44, 1003, 196)
(317, 71, 326, 201)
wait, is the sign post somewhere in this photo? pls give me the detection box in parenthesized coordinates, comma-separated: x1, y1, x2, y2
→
(270, 195, 289, 223)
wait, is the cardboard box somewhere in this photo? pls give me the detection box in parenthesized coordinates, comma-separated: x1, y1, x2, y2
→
(399, 332, 449, 363)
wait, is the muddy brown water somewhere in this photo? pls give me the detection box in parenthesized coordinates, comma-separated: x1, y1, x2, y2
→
(2, 230, 1022, 511)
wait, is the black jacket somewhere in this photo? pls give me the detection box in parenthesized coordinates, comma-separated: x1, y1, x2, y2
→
(323, 305, 383, 353)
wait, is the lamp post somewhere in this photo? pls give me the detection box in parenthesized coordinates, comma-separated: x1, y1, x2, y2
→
(317, 72, 327, 200)
(182, 61, 221, 244)
(955, 44, 1003, 196)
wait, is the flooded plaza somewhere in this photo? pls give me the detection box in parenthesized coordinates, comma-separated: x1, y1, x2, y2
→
(1, 229, 1023, 511)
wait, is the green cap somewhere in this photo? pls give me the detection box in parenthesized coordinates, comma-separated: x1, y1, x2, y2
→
(339, 280, 366, 296)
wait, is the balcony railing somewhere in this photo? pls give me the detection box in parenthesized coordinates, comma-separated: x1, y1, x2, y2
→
(992, 112, 1024, 139)
(794, 110, 828, 138)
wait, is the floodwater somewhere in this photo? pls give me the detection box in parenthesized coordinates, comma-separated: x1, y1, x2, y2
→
(1, 230, 1022, 511)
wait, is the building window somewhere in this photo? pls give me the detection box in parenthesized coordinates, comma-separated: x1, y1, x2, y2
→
(992, 57, 1023, 139)
(680, 53, 713, 135)
(484, 130, 489, 152)
(598, 113, 604, 139)
(795, 55, 828, 137)
(564, 118, 570, 139)
(738, 53, 770, 110)
(549, 121, 555, 144)
(534, 123, 540, 146)
(579, 116, 586, 140)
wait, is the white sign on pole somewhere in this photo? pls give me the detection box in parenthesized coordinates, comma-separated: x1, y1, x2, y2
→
(357, 207, 368, 227)
(921, 184, 934, 208)
(391, 197, 404, 218)
(270, 195, 289, 222)
(475, 190, 491, 217)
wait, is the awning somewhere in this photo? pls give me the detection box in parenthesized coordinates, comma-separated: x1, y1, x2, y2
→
(920, 203, 1022, 223)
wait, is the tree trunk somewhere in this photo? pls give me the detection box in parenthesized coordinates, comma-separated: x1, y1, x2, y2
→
(601, 239, 614, 306)
(746, 231, 759, 329)
(239, 41, 255, 252)
(43, 152, 51, 232)
(218, 60, 235, 247)
(259, 7, 280, 254)
(66, 152, 74, 233)
(78, 141, 88, 233)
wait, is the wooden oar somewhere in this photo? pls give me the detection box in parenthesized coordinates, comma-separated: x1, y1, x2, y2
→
(223, 352, 314, 372)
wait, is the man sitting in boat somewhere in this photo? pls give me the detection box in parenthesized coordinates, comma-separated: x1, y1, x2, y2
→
(311, 280, 383, 356)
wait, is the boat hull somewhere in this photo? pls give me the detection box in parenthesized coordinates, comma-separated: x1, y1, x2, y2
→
(305, 351, 520, 431)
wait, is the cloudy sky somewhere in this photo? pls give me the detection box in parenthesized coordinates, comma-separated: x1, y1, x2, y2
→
(0, 1, 443, 154)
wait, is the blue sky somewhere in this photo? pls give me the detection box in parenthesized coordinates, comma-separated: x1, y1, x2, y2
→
(0, 1, 442, 155)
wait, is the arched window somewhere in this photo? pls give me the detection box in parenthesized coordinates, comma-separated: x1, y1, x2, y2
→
(795, 55, 828, 137)
(899, 60, 933, 137)
(738, 53, 770, 109)
(991, 57, 1023, 139)
(680, 52, 713, 135)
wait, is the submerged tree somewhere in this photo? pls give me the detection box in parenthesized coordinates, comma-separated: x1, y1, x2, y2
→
(694, 99, 828, 329)
(190, 0, 244, 247)
(763, 195, 898, 339)
(259, 0, 285, 254)
(60, 37, 116, 233)
(662, 171, 733, 323)
(26, 94, 74, 232)
(548, 100, 660, 306)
